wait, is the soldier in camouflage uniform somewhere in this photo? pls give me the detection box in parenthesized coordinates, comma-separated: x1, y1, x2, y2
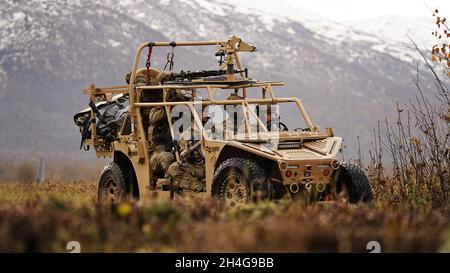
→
(148, 86, 193, 185)
(148, 106, 175, 180)
(226, 91, 244, 101)
(126, 67, 172, 86)
(139, 68, 176, 184)
(167, 96, 246, 192)
(166, 106, 211, 192)
(167, 129, 206, 192)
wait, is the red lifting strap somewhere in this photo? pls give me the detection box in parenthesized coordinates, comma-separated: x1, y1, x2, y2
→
(146, 45, 153, 85)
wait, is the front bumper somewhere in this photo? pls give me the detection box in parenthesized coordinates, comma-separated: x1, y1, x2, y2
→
(278, 159, 339, 186)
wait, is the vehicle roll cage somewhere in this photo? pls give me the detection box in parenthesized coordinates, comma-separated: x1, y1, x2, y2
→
(135, 84, 314, 135)
(83, 36, 317, 157)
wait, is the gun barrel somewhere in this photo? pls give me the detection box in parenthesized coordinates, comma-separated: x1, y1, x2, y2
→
(165, 69, 243, 82)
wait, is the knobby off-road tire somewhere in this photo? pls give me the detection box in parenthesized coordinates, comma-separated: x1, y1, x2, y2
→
(98, 162, 128, 203)
(212, 158, 273, 207)
(336, 163, 373, 203)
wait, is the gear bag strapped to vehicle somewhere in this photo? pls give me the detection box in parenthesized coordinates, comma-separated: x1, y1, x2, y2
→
(74, 94, 130, 150)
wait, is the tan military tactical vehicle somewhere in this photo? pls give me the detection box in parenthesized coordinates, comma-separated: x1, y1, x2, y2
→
(74, 36, 372, 206)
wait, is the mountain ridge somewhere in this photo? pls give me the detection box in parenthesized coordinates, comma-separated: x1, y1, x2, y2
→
(0, 0, 435, 160)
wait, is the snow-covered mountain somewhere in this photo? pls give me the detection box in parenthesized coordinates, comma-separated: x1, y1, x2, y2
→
(0, 0, 435, 158)
(218, 1, 433, 62)
(345, 15, 435, 45)
(344, 15, 437, 53)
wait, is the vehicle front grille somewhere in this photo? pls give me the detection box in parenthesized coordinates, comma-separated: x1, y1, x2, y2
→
(278, 142, 302, 149)
(303, 140, 329, 154)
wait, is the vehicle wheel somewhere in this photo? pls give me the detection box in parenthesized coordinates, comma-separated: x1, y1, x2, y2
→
(98, 162, 128, 203)
(336, 163, 373, 203)
(212, 158, 272, 207)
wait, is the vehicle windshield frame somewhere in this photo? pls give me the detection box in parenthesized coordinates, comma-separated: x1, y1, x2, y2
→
(134, 84, 315, 142)
(190, 100, 312, 141)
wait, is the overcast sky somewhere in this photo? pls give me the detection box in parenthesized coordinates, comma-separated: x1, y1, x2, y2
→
(247, 0, 450, 22)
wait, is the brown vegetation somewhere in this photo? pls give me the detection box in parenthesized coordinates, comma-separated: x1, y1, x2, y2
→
(0, 181, 449, 253)
(366, 11, 450, 208)
(0, 156, 105, 182)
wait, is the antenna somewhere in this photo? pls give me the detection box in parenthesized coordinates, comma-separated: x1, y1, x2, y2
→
(35, 157, 45, 182)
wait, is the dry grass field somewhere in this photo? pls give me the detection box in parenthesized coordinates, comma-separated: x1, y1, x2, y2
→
(0, 180, 449, 253)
